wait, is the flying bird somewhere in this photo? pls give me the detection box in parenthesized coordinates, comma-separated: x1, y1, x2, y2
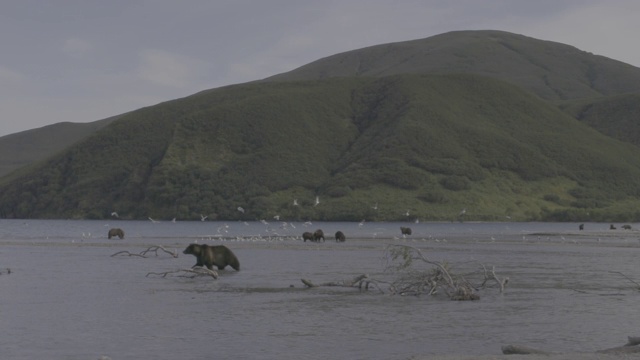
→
(314, 196, 320, 206)
(372, 203, 378, 210)
(200, 214, 208, 221)
(237, 206, 245, 213)
(293, 199, 299, 206)
(111, 212, 118, 218)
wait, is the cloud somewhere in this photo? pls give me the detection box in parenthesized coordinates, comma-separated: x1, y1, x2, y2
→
(62, 37, 94, 58)
(0, 64, 23, 82)
(136, 49, 212, 88)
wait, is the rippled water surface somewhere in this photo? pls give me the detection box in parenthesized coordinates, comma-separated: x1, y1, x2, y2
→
(1, 220, 639, 359)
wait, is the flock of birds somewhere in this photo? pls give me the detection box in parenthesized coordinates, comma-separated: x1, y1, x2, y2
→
(103, 202, 640, 245)
(110, 196, 465, 228)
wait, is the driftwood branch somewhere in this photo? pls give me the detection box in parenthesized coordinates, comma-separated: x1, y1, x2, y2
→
(111, 250, 146, 258)
(0, 268, 11, 275)
(146, 267, 218, 279)
(478, 264, 509, 293)
(383, 244, 502, 300)
(140, 245, 178, 258)
(502, 335, 640, 355)
(301, 274, 386, 293)
(111, 245, 178, 258)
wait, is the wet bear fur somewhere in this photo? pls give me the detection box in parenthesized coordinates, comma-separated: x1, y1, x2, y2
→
(335, 231, 346, 242)
(313, 229, 325, 242)
(108, 228, 125, 239)
(302, 232, 314, 242)
(183, 243, 240, 271)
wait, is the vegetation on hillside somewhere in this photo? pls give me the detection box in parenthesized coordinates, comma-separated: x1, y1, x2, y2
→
(3, 72, 640, 222)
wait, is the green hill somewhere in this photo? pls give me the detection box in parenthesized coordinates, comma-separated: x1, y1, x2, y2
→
(3, 30, 640, 221)
(3, 73, 640, 222)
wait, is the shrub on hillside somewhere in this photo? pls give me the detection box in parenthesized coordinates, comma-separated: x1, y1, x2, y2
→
(440, 175, 471, 191)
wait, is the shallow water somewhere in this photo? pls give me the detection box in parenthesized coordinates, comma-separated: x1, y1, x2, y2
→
(1, 220, 639, 359)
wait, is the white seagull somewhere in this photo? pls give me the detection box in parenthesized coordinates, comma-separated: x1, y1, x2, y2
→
(111, 211, 119, 218)
(293, 199, 299, 206)
(237, 206, 245, 213)
(200, 214, 208, 221)
(314, 196, 320, 206)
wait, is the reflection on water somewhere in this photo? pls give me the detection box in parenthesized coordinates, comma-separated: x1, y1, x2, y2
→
(1, 220, 639, 359)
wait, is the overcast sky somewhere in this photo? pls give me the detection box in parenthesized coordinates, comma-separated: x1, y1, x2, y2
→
(1, 0, 638, 137)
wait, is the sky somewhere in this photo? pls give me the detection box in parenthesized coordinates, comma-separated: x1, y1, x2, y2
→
(1, 0, 639, 137)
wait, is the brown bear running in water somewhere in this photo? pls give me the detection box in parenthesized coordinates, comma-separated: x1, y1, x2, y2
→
(183, 244, 240, 271)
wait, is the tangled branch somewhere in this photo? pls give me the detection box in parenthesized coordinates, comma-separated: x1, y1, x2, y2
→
(383, 244, 506, 300)
(111, 245, 178, 258)
(300, 245, 506, 300)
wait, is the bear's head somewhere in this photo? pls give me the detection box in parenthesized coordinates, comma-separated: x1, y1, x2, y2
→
(183, 243, 203, 256)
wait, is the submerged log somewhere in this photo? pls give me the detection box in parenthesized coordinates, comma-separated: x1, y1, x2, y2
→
(503, 335, 640, 355)
(301, 274, 385, 293)
(501, 345, 551, 355)
(146, 267, 218, 279)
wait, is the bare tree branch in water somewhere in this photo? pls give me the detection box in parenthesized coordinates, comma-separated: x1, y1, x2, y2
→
(140, 245, 178, 258)
(383, 244, 508, 300)
(146, 267, 218, 279)
(301, 274, 386, 293)
(301, 244, 506, 300)
(502, 335, 640, 355)
(111, 245, 178, 258)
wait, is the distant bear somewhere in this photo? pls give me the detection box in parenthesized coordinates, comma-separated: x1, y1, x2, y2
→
(400, 227, 412, 236)
(183, 243, 240, 271)
(622, 224, 632, 230)
(108, 228, 124, 239)
(313, 229, 325, 242)
(302, 232, 314, 242)
(335, 231, 346, 242)
(610, 224, 617, 230)
(579, 224, 584, 231)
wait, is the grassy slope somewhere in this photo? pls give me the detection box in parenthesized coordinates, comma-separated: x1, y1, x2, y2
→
(559, 94, 640, 146)
(267, 30, 640, 101)
(0, 117, 118, 178)
(3, 74, 640, 221)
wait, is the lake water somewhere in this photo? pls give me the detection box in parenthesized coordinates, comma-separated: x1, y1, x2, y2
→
(1, 219, 639, 359)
